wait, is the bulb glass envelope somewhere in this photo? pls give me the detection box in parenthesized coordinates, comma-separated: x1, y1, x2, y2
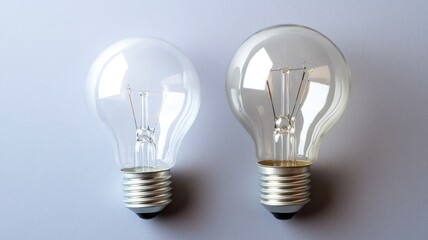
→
(87, 38, 200, 172)
(226, 25, 350, 164)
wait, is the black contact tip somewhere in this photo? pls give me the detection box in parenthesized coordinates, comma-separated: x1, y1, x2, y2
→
(136, 212, 159, 219)
(271, 212, 296, 220)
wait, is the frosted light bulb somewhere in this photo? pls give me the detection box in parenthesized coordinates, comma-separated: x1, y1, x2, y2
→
(226, 25, 350, 219)
(86, 38, 200, 219)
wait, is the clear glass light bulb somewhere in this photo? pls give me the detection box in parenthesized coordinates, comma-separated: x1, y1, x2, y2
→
(226, 25, 350, 219)
(86, 38, 200, 219)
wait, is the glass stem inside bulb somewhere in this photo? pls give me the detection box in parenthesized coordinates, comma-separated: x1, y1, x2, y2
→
(135, 135, 156, 171)
(270, 67, 309, 165)
(128, 87, 159, 172)
(282, 70, 291, 160)
(142, 92, 149, 131)
(136, 92, 155, 170)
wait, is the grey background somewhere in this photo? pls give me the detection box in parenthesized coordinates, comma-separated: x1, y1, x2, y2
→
(1, 0, 427, 239)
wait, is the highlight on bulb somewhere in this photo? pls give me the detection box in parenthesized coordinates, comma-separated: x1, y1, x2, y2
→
(86, 37, 200, 219)
(226, 24, 350, 219)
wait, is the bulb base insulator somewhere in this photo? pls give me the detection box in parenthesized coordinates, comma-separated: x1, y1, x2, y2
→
(258, 160, 311, 220)
(121, 168, 172, 219)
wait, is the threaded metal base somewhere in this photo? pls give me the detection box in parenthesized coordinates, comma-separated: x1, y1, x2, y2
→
(121, 168, 172, 218)
(258, 160, 311, 219)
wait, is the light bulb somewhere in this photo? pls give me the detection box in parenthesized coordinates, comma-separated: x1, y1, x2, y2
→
(86, 38, 200, 219)
(226, 25, 350, 219)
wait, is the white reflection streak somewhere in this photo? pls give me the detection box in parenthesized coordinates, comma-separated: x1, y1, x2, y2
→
(162, 73, 182, 85)
(309, 65, 331, 84)
(299, 82, 329, 153)
(243, 48, 273, 90)
(98, 53, 128, 99)
(157, 92, 185, 157)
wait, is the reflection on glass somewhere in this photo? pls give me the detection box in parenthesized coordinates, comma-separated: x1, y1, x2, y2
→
(241, 58, 333, 163)
(227, 25, 350, 164)
(225, 24, 350, 219)
(98, 53, 128, 99)
(244, 48, 273, 90)
(86, 37, 201, 218)
(87, 38, 200, 171)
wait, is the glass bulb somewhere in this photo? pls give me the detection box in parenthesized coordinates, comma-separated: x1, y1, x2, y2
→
(226, 25, 350, 219)
(86, 38, 200, 219)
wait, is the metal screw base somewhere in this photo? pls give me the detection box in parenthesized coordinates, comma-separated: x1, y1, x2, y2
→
(121, 168, 172, 219)
(258, 160, 311, 220)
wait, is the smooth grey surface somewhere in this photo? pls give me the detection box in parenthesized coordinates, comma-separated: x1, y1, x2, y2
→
(1, 1, 427, 239)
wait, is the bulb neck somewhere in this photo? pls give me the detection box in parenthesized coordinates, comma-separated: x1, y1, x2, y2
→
(121, 168, 172, 219)
(258, 160, 311, 220)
